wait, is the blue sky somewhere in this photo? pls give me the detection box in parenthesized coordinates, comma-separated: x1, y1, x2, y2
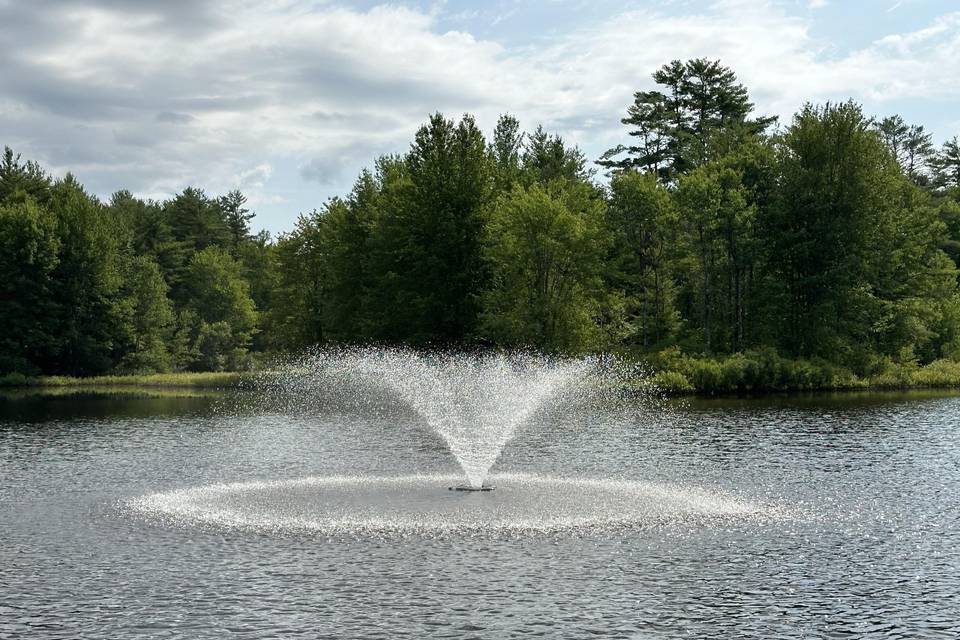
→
(1, 0, 958, 233)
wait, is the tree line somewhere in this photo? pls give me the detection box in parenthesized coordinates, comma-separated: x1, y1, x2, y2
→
(3, 58, 960, 379)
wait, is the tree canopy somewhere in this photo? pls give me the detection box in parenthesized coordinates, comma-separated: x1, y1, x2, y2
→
(2, 58, 959, 380)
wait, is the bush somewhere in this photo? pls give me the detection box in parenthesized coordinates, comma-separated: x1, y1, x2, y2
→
(688, 359, 724, 393)
(0, 372, 31, 387)
(907, 359, 960, 387)
(644, 346, 686, 372)
(639, 346, 960, 395)
(650, 370, 693, 393)
(719, 353, 762, 391)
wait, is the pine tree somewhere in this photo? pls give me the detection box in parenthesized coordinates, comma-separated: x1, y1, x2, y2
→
(933, 137, 960, 191)
(219, 189, 254, 251)
(600, 59, 774, 181)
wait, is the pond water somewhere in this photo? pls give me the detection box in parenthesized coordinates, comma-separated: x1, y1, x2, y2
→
(1, 389, 959, 638)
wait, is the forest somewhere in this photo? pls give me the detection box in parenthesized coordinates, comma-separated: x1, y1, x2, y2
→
(3, 59, 960, 391)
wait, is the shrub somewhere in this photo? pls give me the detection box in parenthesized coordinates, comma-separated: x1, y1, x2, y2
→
(688, 359, 724, 393)
(909, 359, 960, 387)
(644, 346, 686, 372)
(0, 372, 31, 387)
(719, 353, 763, 391)
(650, 370, 693, 394)
(638, 346, 960, 395)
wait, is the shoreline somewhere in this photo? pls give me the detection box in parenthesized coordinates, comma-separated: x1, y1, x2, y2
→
(0, 371, 250, 390)
(2, 364, 960, 399)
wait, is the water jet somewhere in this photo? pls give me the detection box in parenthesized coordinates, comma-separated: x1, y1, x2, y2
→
(269, 348, 606, 490)
(128, 348, 765, 537)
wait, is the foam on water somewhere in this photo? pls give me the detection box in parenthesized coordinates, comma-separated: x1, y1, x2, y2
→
(125, 473, 770, 536)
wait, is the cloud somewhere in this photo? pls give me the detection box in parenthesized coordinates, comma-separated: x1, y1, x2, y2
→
(0, 0, 958, 231)
(234, 163, 272, 190)
(0, 2, 510, 199)
(521, 4, 960, 140)
(876, 12, 960, 54)
(156, 111, 194, 124)
(298, 138, 390, 186)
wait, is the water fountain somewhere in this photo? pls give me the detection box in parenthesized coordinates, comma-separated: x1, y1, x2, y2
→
(290, 348, 601, 491)
(128, 348, 766, 535)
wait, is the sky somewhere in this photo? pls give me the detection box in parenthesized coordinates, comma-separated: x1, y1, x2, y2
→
(1, 0, 958, 234)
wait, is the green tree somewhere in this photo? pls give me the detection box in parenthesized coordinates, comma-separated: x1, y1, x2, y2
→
(219, 189, 255, 251)
(522, 126, 592, 185)
(117, 256, 175, 372)
(933, 136, 960, 191)
(181, 247, 258, 370)
(109, 190, 186, 288)
(713, 143, 777, 351)
(0, 147, 52, 206)
(600, 59, 774, 180)
(489, 114, 525, 191)
(319, 170, 380, 342)
(163, 187, 231, 300)
(866, 181, 958, 362)
(674, 165, 754, 353)
(875, 115, 910, 166)
(268, 212, 327, 351)
(166, 188, 231, 250)
(763, 101, 954, 363)
(0, 198, 60, 374)
(875, 115, 934, 185)
(235, 230, 277, 351)
(939, 197, 960, 268)
(480, 181, 609, 352)
(47, 176, 125, 375)
(368, 113, 492, 344)
(598, 90, 673, 180)
(606, 171, 680, 349)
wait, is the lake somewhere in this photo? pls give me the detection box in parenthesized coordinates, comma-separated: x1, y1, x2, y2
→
(2, 388, 959, 638)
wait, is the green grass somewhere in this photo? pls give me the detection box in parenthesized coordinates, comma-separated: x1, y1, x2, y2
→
(4, 351, 960, 397)
(0, 385, 224, 400)
(642, 348, 960, 395)
(2, 371, 251, 389)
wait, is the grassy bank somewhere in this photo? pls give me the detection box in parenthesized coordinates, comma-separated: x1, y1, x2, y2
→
(3, 349, 960, 397)
(642, 348, 960, 395)
(0, 371, 250, 389)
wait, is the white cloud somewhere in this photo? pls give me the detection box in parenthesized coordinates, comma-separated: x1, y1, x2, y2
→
(1, 1, 958, 231)
(876, 12, 960, 53)
(234, 163, 272, 190)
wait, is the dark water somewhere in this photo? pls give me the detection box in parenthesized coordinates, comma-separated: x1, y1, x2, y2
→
(2, 389, 959, 638)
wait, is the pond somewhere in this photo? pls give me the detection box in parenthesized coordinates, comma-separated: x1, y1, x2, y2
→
(2, 388, 959, 638)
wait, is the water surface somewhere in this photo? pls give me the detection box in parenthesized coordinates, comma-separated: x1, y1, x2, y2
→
(2, 389, 958, 638)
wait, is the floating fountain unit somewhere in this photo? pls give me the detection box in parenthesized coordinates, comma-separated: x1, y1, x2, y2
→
(449, 484, 495, 492)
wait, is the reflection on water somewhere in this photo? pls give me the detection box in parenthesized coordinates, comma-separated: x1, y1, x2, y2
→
(0, 388, 222, 421)
(1, 389, 959, 638)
